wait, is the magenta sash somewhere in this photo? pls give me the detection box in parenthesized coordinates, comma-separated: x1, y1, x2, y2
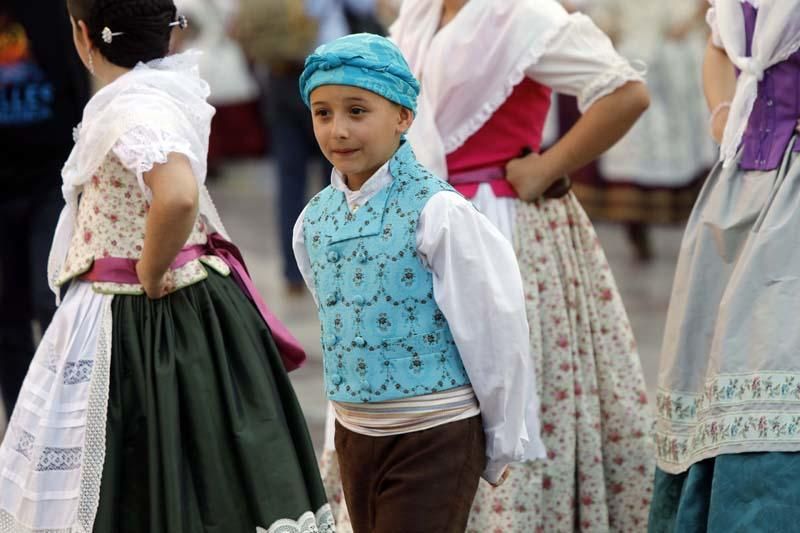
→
(81, 233, 306, 371)
(448, 166, 518, 199)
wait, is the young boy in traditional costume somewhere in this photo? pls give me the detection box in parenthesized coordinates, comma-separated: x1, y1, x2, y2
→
(293, 33, 545, 533)
(322, 1, 656, 530)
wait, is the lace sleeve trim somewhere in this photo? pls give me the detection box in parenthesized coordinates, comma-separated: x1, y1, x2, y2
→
(111, 126, 197, 201)
(578, 61, 645, 113)
(110, 126, 230, 240)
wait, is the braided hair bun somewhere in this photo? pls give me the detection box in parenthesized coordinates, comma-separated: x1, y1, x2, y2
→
(67, 0, 179, 68)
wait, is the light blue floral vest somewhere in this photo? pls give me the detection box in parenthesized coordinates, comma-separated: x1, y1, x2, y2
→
(303, 142, 470, 403)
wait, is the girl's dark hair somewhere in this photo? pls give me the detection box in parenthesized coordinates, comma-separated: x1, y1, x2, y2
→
(67, 0, 177, 68)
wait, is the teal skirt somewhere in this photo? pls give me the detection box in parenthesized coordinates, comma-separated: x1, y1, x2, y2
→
(648, 453, 800, 533)
(93, 271, 331, 532)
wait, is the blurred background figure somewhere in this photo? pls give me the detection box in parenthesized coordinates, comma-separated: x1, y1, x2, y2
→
(233, 0, 379, 296)
(174, 0, 266, 178)
(0, 1, 89, 423)
(573, 0, 716, 262)
(375, 0, 401, 28)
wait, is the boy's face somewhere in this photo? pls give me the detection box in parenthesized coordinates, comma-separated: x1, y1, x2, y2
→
(310, 85, 413, 187)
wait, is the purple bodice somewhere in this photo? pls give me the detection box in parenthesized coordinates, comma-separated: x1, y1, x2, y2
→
(739, 2, 800, 170)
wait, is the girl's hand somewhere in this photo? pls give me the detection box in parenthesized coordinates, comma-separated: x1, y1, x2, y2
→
(505, 152, 557, 202)
(136, 261, 172, 299)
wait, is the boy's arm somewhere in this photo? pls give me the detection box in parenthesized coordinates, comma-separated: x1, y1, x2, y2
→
(292, 208, 318, 305)
(416, 191, 546, 484)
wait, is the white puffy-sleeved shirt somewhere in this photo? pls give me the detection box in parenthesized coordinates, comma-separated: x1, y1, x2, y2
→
(293, 163, 545, 483)
(522, 12, 643, 113)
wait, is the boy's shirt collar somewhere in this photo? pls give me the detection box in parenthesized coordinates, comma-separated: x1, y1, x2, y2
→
(330, 160, 393, 213)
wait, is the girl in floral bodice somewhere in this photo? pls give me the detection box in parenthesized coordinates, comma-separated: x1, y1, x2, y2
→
(0, 1, 334, 532)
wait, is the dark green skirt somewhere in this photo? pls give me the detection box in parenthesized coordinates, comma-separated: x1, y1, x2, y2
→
(93, 270, 331, 532)
(648, 453, 800, 533)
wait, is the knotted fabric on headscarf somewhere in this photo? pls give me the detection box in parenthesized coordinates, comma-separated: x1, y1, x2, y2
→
(299, 33, 420, 113)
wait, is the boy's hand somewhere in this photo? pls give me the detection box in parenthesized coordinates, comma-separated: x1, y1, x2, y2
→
(506, 153, 558, 202)
(489, 467, 511, 487)
(136, 261, 172, 300)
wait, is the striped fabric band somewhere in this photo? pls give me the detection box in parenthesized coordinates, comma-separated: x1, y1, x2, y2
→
(333, 385, 481, 437)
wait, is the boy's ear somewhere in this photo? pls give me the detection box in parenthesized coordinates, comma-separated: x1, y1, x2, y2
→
(397, 106, 414, 135)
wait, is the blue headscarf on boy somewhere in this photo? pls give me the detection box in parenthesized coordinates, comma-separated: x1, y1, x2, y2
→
(299, 33, 420, 113)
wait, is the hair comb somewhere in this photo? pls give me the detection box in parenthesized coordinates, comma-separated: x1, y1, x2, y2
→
(169, 15, 189, 30)
(101, 26, 124, 44)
